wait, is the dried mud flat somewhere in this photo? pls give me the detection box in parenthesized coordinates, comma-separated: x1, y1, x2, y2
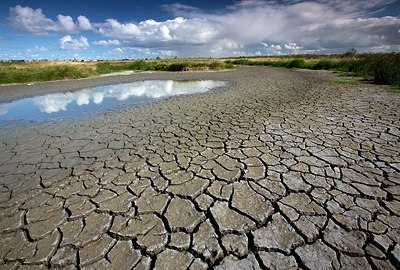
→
(0, 67, 399, 269)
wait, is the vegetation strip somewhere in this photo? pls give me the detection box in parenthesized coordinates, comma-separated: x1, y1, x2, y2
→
(1, 53, 399, 87)
(331, 80, 363, 85)
(388, 89, 400, 94)
(225, 53, 400, 87)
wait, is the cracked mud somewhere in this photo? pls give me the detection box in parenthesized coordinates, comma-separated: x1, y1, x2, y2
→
(0, 67, 399, 269)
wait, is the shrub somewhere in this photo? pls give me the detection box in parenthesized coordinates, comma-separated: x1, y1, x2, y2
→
(270, 61, 285, 67)
(285, 59, 306, 68)
(343, 48, 357, 57)
(128, 60, 152, 71)
(154, 63, 169, 71)
(223, 61, 234, 69)
(96, 62, 120, 74)
(312, 60, 336, 70)
(167, 63, 188, 71)
(209, 61, 224, 70)
(230, 59, 252, 65)
(1, 54, 399, 87)
(373, 58, 400, 86)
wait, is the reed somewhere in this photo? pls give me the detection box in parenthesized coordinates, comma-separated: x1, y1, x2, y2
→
(225, 53, 400, 87)
(1, 53, 398, 87)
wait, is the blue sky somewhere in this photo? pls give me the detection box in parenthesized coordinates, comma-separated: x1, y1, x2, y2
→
(1, 0, 400, 60)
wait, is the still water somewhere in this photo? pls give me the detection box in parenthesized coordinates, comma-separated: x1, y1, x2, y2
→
(0, 80, 225, 121)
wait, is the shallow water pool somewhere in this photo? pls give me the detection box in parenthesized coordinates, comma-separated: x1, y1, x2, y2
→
(0, 80, 225, 121)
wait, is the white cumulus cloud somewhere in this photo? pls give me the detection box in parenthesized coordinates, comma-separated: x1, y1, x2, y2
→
(60, 35, 89, 50)
(284, 43, 300, 51)
(8, 5, 56, 35)
(7, 1, 400, 56)
(261, 43, 283, 55)
(56, 14, 76, 33)
(166, 0, 400, 54)
(97, 17, 218, 45)
(77, 15, 92, 30)
(8, 5, 90, 35)
(271, 45, 282, 51)
(92, 39, 120, 46)
(92, 0, 400, 55)
(114, 48, 124, 53)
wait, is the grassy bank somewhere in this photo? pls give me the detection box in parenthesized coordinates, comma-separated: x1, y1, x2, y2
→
(0, 53, 399, 87)
(225, 53, 400, 87)
(0, 61, 97, 84)
(0, 59, 228, 84)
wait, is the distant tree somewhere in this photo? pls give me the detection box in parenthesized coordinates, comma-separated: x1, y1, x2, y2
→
(344, 48, 357, 57)
(156, 56, 161, 60)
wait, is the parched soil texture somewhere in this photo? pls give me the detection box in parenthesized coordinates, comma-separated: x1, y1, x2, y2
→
(0, 67, 399, 269)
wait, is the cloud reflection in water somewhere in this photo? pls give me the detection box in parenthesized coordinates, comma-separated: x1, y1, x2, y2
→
(0, 80, 225, 120)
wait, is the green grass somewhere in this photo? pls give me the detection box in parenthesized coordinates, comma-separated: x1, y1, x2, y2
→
(95, 59, 228, 74)
(331, 80, 363, 85)
(0, 63, 96, 84)
(0, 60, 231, 84)
(334, 71, 360, 77)
(388, 89, 400, 94)
(1, 53, 399, 86)
(225, 53, 400, 87)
